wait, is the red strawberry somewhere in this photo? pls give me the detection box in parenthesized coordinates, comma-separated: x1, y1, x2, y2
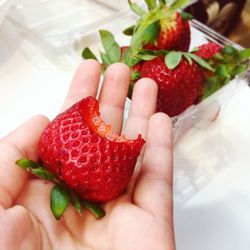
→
(195, 42, 222, 59)
(144, 12, 190, 52)
(141, 55, 204, 117)
(125, 1, 191, 52)
(39, 96, 144, 203)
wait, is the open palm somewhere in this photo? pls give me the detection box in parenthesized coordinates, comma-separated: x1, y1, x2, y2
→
(0, 61, 175, 250)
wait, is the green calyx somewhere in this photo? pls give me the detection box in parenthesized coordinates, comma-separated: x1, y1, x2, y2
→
(16, 158, 105, 220)
(137, 48, 214, 71)
(81, 29, 142, 84)
(203, 46, 250, 98)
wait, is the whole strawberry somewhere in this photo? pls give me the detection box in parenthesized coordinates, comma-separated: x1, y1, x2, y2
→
(39, 96, 144, 203)
(141, 54, 204, 117)
(195, 42, 222, 59)
(124, 0, 191, 52)
(144, 12, 190, 51)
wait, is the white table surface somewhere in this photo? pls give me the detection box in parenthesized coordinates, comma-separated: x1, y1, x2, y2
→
(1, 16, 250, 250)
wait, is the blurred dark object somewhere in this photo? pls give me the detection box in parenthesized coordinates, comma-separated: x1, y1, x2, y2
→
(228, 0, 250, 47)
(185, 0, 247, 36)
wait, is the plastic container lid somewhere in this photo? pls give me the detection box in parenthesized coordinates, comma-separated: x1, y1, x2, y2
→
(0, 0, 13, 25)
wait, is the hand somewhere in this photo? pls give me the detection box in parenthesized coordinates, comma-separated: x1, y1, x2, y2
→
(0, 60, 174, 250)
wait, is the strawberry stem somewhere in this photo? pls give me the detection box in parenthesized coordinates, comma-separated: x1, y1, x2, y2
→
(16, 158, 106, 220)
(81, 201, 106, 219)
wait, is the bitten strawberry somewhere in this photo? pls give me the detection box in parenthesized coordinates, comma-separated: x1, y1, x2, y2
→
(39, 96, 145, 203)
(141, 54, 204, 117)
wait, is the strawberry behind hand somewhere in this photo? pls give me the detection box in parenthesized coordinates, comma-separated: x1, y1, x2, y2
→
(124, 0, 192, 53)
(141, 53, 205, 117)
(143, 12, 190, 52)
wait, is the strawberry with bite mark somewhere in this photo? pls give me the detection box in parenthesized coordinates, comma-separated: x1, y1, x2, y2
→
(39, 96, 144, 203)
(16, 96, 145, 220)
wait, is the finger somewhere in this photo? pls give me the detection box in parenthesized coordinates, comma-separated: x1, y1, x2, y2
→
(61, 60, 101, 111)
(123, 78, 158, 139)
(0, 115, 49, 208)
(133, 113, 173, 220)
(124, 78, 157, 194)
(99, 63, 130, 134)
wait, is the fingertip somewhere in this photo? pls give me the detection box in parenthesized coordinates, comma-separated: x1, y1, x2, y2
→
(147, 112, 173, 149)
(132, 78, 158, 101)
(79, 59, 101, 72)
(105, 62, 131, 78)
(149, 112, 172, 128)
(73, 59, 101, 84)
(29, 115, 50, 126)
(135, 77, 158, 89)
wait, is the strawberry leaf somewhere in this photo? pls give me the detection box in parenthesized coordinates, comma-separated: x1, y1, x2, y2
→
(158, 0, 166, 7)
(222, 46, 238, 57)
(170, 0, 190, 9)
(82, 48, 98, 61)
(203, 76, 221, 99)
(31, 167, 57, 180)
(183, 54, 193, 65)
(190, 47, 199, 53)
(137, 54, 158, 60)
(145, 0, 157, 10)
(100, 51, 112, 66)
(233, 64, 248, 75)
(16, 158, 38, 169)
(82, 200, 105, 219)
(239, 48, 250, 61)
(70, 191, 82, 215)
(188, 53, 215, 72)
(142, 21, 161, 45)
(128, 0, 146, 16)
(131, 71, 141, 81)
(50, 184, 71, 220)
(122, 47, 141, 67)
(180, 11, 193, 21)
(99, 30, 121, 64)
(16, 158, 57, 181)
(165, 51, 182, 69)
(123, 25, 135, 36)
(128, 82, 135, 99)
(215, 64, 230, 78)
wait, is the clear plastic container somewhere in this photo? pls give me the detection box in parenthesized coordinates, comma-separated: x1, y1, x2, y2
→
(7, 0, 133, 65)
(8, 2, 250, 205)
(0, 0, 13, 25)
(8, 4, 250, 139)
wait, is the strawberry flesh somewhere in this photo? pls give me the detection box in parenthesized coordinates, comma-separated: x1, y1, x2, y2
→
(39, 96, 144, 202)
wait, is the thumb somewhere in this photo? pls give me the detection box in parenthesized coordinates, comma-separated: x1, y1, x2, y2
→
(0, 115, 49, 208)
